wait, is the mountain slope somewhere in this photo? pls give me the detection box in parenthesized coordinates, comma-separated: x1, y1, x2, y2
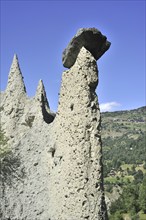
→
(101, 106, 146, 219)
(101, 106, 146, 177)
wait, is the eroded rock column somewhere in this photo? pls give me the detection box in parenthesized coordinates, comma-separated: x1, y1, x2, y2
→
(48, 47, 108, 219)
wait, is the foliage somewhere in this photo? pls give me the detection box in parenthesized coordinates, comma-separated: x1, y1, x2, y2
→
(109, 176, 146, 219)
(109, 211, 124, 220)
(134, 170, 144, 184)
(0, 129, 25, 187)
(101, 107, 146, 177)
(101, 107, 146, 218)
(102, 132, 146, 175)
(139, 175, 146, 214)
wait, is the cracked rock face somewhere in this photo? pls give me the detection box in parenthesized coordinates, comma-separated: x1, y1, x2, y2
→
(48, 47, 108, 220)
(62, 28, 111, 68)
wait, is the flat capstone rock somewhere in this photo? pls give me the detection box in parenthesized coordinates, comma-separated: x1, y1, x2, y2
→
(62, 28, 111, 68)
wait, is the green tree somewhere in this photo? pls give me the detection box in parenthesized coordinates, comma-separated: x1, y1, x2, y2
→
(134, 170, 143, 184)
(139, 175, 146, 214)
(110, 198, 125, 214)
(143, 162, 146, 170)
(122, 184, 140, 213)
(131, 212, 139, 220)
(109, 211, 124, 220)
(131, 165, 136, 175)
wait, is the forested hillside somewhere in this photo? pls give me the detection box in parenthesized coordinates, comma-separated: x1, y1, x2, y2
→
(101, 106, 146, 219)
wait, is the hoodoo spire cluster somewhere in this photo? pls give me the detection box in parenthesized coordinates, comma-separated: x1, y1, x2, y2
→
(0, 28, 110, 220)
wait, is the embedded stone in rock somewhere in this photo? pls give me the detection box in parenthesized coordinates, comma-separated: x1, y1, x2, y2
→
(62, 27, 111, 68)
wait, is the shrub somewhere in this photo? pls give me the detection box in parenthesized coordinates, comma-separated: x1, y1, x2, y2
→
(0, 129, 25, 188)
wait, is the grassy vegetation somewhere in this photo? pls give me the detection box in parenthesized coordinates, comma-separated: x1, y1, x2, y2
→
(139, 212, 146, 220)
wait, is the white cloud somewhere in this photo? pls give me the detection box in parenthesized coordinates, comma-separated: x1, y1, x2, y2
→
(99, 102, 121, 112)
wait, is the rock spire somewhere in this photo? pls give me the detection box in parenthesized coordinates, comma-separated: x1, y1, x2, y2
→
(35, 79, 50, 108)
(48, 47, 109, 219)
(5, 54, 26, 97)
(1, 55, 54, 138)
(35, 79, 55, 123)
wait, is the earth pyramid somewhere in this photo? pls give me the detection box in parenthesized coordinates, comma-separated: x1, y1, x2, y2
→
(48, 28, 111, 219)
(0, 28, 110, 220)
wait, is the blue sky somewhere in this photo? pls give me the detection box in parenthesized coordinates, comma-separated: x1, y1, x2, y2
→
(1, 0, 145, 112)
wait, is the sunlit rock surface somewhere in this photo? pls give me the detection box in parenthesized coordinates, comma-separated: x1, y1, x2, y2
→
(0, 27, 110, 220)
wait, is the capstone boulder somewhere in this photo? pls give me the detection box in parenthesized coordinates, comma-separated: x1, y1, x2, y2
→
(62, 28, 111, 68)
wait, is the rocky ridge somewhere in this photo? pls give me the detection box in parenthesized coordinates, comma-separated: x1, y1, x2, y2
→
(0, 28, 110, 220)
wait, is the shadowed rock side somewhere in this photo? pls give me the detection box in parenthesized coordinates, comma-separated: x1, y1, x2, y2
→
(48, 47, 108, 220)
(35, 80, 55, 123)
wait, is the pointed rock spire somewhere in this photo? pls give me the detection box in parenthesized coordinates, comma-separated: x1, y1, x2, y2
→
(35, 80, 55, 123)
(35, 79, 50, 109)
(6, 54, 26, 96)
